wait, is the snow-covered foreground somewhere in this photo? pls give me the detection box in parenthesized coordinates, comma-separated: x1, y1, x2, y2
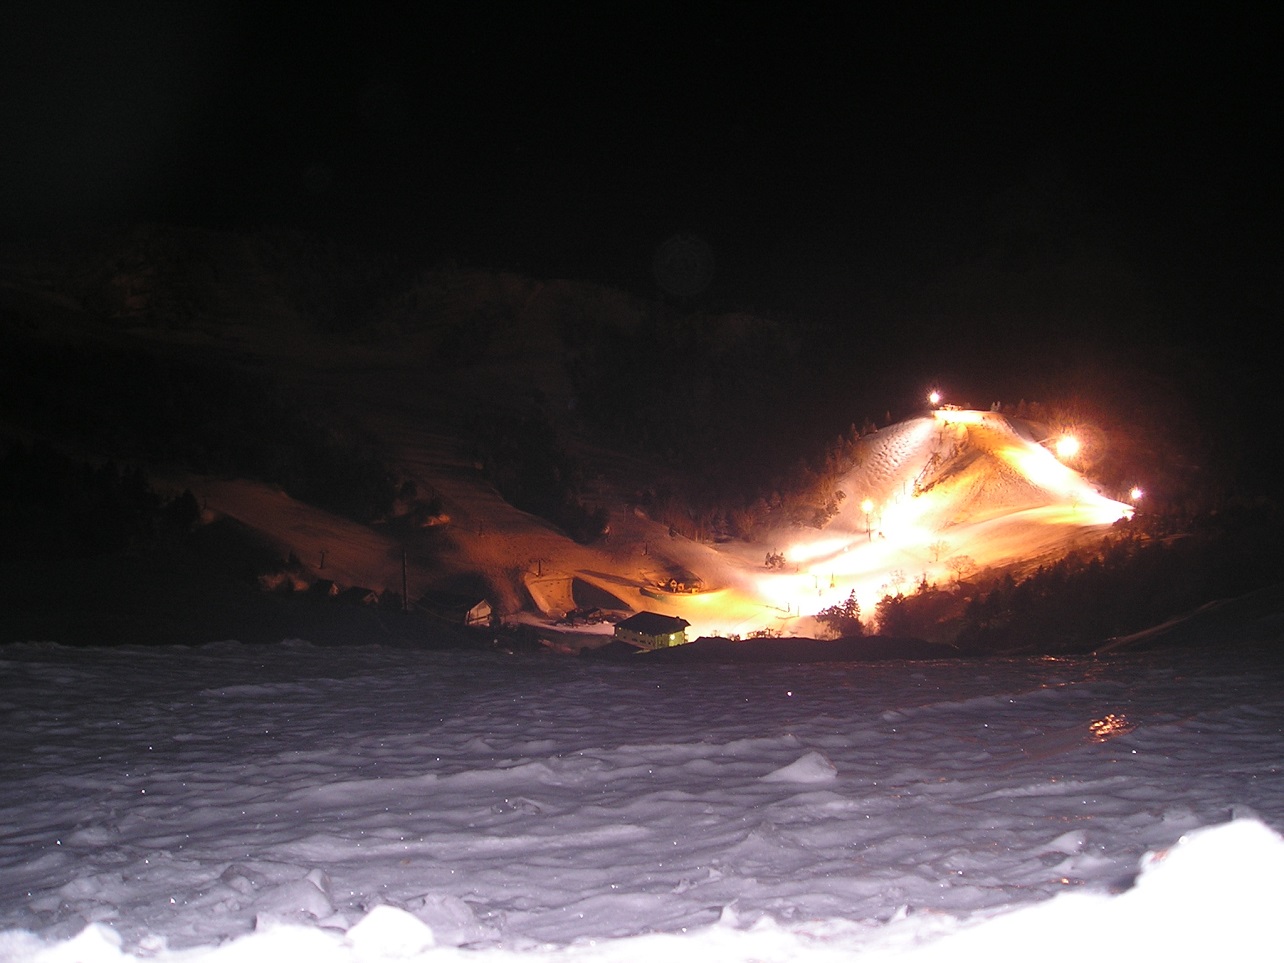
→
(2, 640, 1283, 962)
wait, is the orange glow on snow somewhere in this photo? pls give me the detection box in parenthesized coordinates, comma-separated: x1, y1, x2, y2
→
(1088, 713, 1136, 742)
(643, 409, 1136, 640)
(998, 441, 1083, 496)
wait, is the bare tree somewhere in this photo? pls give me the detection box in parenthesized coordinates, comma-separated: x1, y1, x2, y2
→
(946, 554, 976, 585)
(890, 568, 907, 595)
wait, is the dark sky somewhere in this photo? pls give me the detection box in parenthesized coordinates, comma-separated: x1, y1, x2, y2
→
(2, 4, 1278, 404)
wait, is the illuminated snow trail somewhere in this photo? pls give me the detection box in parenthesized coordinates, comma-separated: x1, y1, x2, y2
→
(648, 411, 1132, 638)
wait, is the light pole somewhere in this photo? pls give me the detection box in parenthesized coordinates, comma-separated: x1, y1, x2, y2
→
(861, 499, 874, 541)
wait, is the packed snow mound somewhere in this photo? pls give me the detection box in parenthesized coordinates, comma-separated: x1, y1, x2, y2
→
(6, 823, 1281, 962)
(761, 749, 838, 782)
(900, 818, 1284, 961)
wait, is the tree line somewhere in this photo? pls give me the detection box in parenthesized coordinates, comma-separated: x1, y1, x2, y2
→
(0, 440, 199, 560)
(864, 505, 1284, 654)
(1, 339, 404, 523)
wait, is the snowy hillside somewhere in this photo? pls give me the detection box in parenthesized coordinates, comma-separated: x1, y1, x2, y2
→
(179, 407, 1130, 645)
(2, 240, 1143, 648)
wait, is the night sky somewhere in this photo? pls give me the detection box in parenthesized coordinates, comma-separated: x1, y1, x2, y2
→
(3, 3, 1279, 474)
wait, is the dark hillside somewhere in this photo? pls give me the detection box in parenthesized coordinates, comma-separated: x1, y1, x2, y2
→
(1, 223, 1273, 652)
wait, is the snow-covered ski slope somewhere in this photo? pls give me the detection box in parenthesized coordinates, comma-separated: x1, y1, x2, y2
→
(648, 410, 1131, 639)
(185, 409, 1130, 642)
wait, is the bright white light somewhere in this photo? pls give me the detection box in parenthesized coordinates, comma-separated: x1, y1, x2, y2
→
(1001, 443, 1080, 496)
(928, 390, 942, 406)
(1054, 435, 1080, 460)
(786, 537, 853, 565)
(1130, 486, 1144, 502)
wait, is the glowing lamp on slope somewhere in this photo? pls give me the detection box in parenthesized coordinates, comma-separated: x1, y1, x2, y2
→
(928, 390, 942, 407)
(1129, 486, 1144, 503)
(1054, 435, 1081, 461)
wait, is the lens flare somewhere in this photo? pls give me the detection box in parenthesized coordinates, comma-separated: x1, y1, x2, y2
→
(1054, 435, 1080, 460)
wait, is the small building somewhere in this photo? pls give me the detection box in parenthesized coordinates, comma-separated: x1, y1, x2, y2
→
(418, 589, 493, 628)
(614, 611, 690, 650)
